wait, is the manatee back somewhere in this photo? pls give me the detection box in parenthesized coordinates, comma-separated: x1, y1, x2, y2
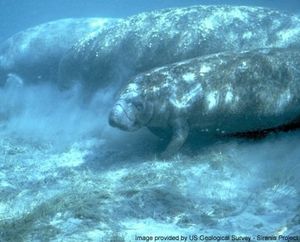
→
(0, 18, 118, 85)
(58, 5, 300, 91)
(129, 48, 300, 134)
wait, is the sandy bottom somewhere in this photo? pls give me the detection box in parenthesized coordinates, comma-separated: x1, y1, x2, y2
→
(0, 84, 299, 241)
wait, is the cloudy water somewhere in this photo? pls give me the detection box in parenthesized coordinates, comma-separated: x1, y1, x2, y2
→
(0, 1, 300, 241)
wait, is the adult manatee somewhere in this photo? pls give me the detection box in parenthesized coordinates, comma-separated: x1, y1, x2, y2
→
(109, 48, 300, 157)
(0, 18, 118, 85)
(59, 5, 300, 90)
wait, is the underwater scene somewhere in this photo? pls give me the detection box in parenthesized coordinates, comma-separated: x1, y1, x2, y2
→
(0, 0, 300, 241)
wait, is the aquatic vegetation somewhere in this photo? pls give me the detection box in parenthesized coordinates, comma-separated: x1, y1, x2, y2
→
(0, 128, 299, 240)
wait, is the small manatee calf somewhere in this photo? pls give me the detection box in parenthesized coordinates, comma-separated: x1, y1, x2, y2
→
(109, 48, 300, 157)
(0, 18, 118, 85)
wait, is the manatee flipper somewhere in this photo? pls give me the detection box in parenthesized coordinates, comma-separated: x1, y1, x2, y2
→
(161, 119, 189, 158)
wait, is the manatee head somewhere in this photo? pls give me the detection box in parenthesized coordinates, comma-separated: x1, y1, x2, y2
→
(109, 83, 153, 132)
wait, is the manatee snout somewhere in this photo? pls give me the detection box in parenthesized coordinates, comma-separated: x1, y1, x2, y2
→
(109, 101, 140, 131)
(109, 104, 126, 128)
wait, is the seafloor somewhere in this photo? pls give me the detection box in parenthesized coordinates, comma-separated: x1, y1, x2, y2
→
(0, 85, 299, 242)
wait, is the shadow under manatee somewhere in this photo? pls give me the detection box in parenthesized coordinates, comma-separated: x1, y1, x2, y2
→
(81, 128, 164, 171)
(82, 119, 300, 173)
(81, 119, 236, 171)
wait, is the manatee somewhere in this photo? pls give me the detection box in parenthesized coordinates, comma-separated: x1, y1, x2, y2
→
(0, 18, 118, 85)
(109, 48, 300, 157)
(59, 5, 300, 91)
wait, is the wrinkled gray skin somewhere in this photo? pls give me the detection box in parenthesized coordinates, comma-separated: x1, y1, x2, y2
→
(109, 48, 300, 157)
(59, 5, 300, 91)
(0, 18, 118, 86)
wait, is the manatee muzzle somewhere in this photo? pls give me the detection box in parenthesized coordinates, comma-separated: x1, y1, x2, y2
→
(109, 102, 140, 131)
